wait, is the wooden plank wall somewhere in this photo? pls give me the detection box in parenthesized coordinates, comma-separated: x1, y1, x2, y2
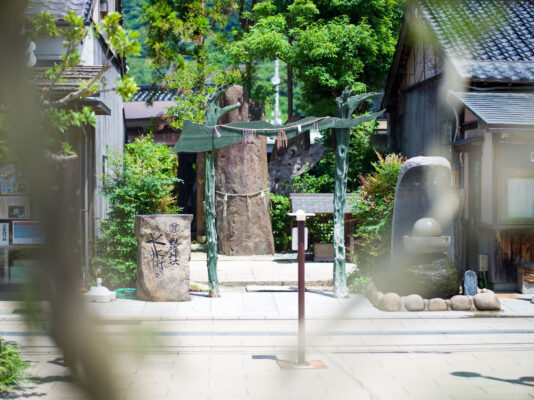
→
(493, 229, 534, 284)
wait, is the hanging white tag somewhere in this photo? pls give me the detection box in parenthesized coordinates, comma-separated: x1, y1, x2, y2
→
(297, 125, 302, 133)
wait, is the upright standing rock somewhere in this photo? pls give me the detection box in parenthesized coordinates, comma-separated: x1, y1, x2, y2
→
(391, 157, 454, 265)
(463, 270, 478, 295)
(215, 86, 274, 255)
(136, 214, 192, 302)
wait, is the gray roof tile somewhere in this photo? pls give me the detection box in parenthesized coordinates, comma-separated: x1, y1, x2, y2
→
(131, 86, 178, 102)
(419, 0, 534, 82)
(26, 0, 94, 23)
(452, 92, 534, 126)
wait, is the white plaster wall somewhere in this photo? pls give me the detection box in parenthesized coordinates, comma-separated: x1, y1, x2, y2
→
(92, 40, 125, 223)
(80, 36, 95, 65)
(34, 37, 63, 60)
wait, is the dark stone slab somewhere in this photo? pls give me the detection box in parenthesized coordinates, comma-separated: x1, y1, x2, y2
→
(391, 156, 454, 266)
(463, 270, 478, 296)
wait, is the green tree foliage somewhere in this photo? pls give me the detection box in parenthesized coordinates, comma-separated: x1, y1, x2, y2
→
(300, 0, 402, 114)
(142, 0, 236, 129)
(269, 193, 293, 252)
(94, 136, 181, 287)
(351, 153, 404, 275)
(228, 0, 402, 115)
(122, 0, 154, 84)
(291, 119, 382, 194)
(0, 339, 28, 392)
(226, 0, 318, 112)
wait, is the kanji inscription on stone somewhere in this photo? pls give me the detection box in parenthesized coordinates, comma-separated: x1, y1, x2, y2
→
(136, 214, 193, 302)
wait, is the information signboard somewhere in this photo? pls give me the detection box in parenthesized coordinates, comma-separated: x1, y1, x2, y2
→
(290, 193, 358, 214)
(508, 178, 534, 219)
(12, 220, 45, 245)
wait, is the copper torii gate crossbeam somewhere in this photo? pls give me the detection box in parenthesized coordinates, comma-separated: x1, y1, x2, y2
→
(171, 85, 383, 297)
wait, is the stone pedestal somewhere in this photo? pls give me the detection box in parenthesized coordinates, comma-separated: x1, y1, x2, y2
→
(135, 214, 192, 302)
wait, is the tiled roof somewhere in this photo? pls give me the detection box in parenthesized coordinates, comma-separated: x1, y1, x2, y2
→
(419, 0, 534, 82)
(33, 65, 108, 93)
(26, 0, 94, 23)
(452, 60, 534, 82)
(131, 86, 178, 102)
(451, 92, 534, 127)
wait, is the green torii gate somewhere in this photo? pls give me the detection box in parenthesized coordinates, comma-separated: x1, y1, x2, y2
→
(171, 85, 382, 297)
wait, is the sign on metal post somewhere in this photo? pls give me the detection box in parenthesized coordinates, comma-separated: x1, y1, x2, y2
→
(277, 210, 326, 370)
(291, 227, 308, 251)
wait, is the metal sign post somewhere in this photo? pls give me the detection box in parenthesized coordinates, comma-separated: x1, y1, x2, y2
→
(277, 210, 326, 369)
(297, 211, 307, 364)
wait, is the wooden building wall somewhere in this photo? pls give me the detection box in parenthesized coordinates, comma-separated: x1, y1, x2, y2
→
(492, 229, 534, 289)
(388, 43, 454, 159)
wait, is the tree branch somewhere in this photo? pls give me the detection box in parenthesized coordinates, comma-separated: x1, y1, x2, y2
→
(43, 67, 108, 107)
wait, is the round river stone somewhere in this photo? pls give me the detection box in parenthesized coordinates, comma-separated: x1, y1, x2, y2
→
(428, 298, 448, 311)
(473, 293, 501, 311)
(380, 293, 402, 311)
(403, 294, 425, 311)
(450, 295, 472, 311)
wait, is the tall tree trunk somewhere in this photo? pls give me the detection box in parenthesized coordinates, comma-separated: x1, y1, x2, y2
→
(215, 86, 274, 255)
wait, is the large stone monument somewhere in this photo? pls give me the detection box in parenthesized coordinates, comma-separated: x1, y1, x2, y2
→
(385, 156, 458, 298)
(215, 86, 275, 256)
(136, 214, 192, 302)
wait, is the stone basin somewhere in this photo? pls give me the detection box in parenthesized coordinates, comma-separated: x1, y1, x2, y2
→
(403, 235, 451, 254)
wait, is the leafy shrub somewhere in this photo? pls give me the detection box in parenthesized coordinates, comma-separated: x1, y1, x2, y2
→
(270, 193, 293, 253)
(93, 135, 181, 288)
(0, 339, 28, 392)
(348, 273, 373, 294)
(307, 214, 334, 244)
(352, 153, 405, 275)
(291, 173, 334, 194)
(296, 120, 383, 194)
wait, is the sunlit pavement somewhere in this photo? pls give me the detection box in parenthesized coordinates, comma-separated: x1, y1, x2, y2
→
(1, 293, 534, 399)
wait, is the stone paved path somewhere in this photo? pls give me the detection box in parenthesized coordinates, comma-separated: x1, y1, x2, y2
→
(189, 251, 357, 286)
(1, 293, 534, 399)
(2, 314, 534, 399)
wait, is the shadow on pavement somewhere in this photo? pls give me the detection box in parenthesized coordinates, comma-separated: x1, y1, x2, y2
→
(451, 371, 534, 386)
